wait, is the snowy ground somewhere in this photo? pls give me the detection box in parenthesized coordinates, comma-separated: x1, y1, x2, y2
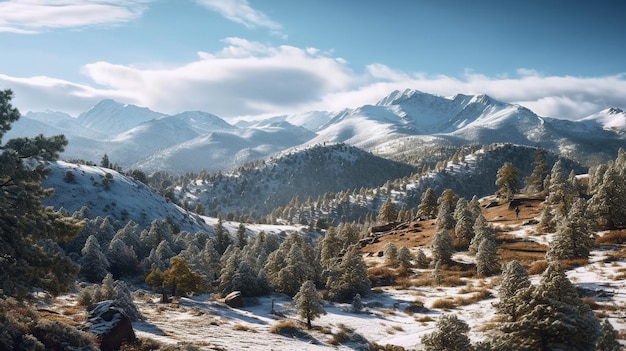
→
(128, 241, 626, 350)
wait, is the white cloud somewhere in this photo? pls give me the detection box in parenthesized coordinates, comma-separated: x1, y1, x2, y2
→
(0, 0, 150, 33)
(195, 0, 283, 33)
(1, 40, 625, 120)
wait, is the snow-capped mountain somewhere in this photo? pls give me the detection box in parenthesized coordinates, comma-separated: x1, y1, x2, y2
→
(580, 107, 626, 132)
(134, 121, 315, 173)
(8, 90, 626, 173)
(77, 99, 166, 137)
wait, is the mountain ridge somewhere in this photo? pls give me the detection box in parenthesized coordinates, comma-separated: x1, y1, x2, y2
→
(6, 90, 625, 173)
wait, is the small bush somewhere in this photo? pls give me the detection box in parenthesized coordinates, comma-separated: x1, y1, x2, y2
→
(269, 320, 302, 335)
(430, 298, 456, 310)
(232, 324, 257, 333)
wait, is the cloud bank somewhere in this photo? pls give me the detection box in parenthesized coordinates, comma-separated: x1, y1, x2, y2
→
(1, 38, 624, 120)
(0, 0, 150, 33)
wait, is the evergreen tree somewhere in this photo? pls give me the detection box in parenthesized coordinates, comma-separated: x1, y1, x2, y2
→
(476, 234, 500, 276)
(547, 198, 595, 261)
(453, 198, 474, 245)
(496, 262, 601, 350)
(378, 197, 398, 223)
(435, 200, 455, 231)
(213, 217, 232, 255)
(495, 260, 530, 322)
(415, 249, 429, 268)
(588, 160, 626, 229)
(351, 293, 364, 313)
(469, 214, 495, 255)
(383, 242, 398, 265)
(319, 226, 341, 268)
(596, 319, 621, 351)
(148, 257, 206, 300)
(236, 222, 248, 249)
(397, 246, 413, 268)
(417, 187, 438, 220)
(431, 260, 443, 285)
(326, 245, 371, 301)
(0, 89, 81, 298)
(495, 162, 520, 201)
(265, 233, 319, 296)
(107, 238, 139, 279)
(80, 235, 110, 283)
(294, 280, 325, 329)
(431, 230, 454, 264)
(525, 148, 549, 192)
(422, 314, 472, 351)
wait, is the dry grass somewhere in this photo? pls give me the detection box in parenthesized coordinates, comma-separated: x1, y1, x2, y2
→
(595, 229, 626, 245)
(232, 323, 257, 333)
(269, 320, 303, 335)
(527, 260, 549, 275)
(560, 258, 590, 270)
(430, 298, 456, 310)
(413, 315, 435, 323)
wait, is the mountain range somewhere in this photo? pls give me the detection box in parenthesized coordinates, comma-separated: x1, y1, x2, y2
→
(7, 89, 626, 173)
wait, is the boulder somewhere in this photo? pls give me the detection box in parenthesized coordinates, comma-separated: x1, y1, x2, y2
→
(224, 291, 244, 308)
(81, 300, 135, 351)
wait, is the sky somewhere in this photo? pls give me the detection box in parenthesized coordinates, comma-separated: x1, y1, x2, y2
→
(1, 0, 625, 121)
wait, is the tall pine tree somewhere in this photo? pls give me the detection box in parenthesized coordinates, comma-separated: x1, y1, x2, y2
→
(0, 89, 81, 298)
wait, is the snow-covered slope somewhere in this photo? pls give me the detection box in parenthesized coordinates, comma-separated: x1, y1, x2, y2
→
(40, 160, 211, 232)
(134, 122, 316, 173)
(77, 99, 166, 137)
(580, 107, 626, 131)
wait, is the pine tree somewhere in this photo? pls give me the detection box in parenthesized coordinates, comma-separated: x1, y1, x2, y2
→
(421, 314, 472, 351)
(351, 293, 364, 313)
(525, 148, 549, 192)
(0, 89, 81, 298)
(596, 319, 621, 351)
(435, 200, 455, 231)
(378, 197, 397, 223)
(496, 262, 601, 350)
(319, 226, 341, 268)
(236, 222, 248, 249)
(469, 214, 495, 255)
(326, 245, 371, 302)
(107, 238, 139, 278)
(495, 260, 530, 321)
(547, 198, 595, 261)
(417, 187, 438, 220)
(431, 230, 454, 264)
(453, 198, 474, 245)
(476, 234, 500, 276)
(161, 257, 206, 298)
(265, 233, 319, 296)
(80, 235, 110, 283)
(397, 246, 413, 268)
(415, 249, 429, 268)
(213, 217, 232, 255)
(495, 162, 520, 201)
(431, 260, 443, 285)
(294, 280, 325, 329)
(588, 160, 626, 229)
(383, 242, 398, 266)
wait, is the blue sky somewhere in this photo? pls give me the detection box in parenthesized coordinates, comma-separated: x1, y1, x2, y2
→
(0, 0, 625, 120)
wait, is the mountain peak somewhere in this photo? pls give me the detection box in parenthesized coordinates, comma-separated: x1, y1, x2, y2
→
(78, 99, 165, 137)
(376, 89, 428, 106)
(606, 107, 624, 115)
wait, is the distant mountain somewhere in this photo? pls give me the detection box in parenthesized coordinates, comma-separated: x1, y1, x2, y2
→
(580, 107, 626, 132)
(77, 99, 166, 137)
(134, 121, 315, 173)
(9, 91, 625, 173)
